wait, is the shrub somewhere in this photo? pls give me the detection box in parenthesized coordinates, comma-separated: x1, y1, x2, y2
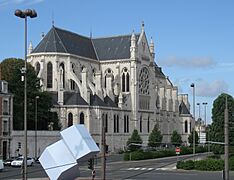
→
(177, 160, 194, 170)
(194, 159, 224, 171)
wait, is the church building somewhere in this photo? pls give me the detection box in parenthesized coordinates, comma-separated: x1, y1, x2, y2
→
(27, 23, 193, 152)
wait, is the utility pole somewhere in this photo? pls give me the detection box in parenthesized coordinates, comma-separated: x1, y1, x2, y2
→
(190, 83, 196, 160)
(101, 116, 106, 180)
(224, 96, 229, 180)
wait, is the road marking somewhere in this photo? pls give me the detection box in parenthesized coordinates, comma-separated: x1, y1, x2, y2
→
(126, 167, 155, 171)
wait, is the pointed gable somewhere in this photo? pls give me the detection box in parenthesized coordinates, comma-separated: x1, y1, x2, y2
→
(179, 101, 190, 115)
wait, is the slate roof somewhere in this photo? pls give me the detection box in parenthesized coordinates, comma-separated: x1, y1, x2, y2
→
(179, 101, 190, 115)
(49, 91, 88, 106)
(92, 34, 140, 60)
(104, 96, 118, 107)
(64, 92, 88, 105)
(32, 26, 97, 60)
(90, 94, 107, 106)
(32, 26, 140, 61)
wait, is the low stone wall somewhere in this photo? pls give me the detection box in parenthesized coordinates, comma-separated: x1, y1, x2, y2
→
(10, 130, 60, 158)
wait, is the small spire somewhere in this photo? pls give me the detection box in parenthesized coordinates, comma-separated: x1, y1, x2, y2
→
(52, 11, 55, 26)
(131, 30, 136, 40)
(41, 32, 45, 40)
(141, 21, 145, 32)
(28, 41, 33, 54)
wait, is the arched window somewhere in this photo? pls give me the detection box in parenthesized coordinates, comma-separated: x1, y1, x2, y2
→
(185, 120, 188, 133)
(70, 79, 76, 90)
(47, 62, 53, 88)
(140, 115, 142, 133)
(124, 115, 129, 133)
(190, 121, 192, 133)
(114, 114, 116, 133)
(80, 112, 84, 124)
(117, 115, 119, 133)
(147, 117, 150, 133)
(68, 113, 73, 127)
(122, 74, 125, 92)
(105, 113, 108, 133)
(139, 67, 149, 94)
(114, 114, 119, 133)
(122, 68, 130, 92)
(59, 63, 65, 89)
(36, 62, 40, 76)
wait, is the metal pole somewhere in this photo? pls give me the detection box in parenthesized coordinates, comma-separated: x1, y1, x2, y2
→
(101, 116, 106, 180)
(197, 103, 201, 143)
(35, 96, 39, 160)
(191, 83, 195, 160)
(24, 16, 28, 180)
(224, 96, 229, 180)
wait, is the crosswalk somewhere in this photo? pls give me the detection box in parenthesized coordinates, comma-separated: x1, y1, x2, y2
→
(126, 167, 154, 171)
(126, 166, 176, 171)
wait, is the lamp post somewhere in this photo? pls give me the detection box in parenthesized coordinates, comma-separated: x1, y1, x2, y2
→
(15, 9, 37, 180)
(35, 96, 39, 160)
(202, 102, 208, 155)
(190, 83, 195, 160)
(197, 103, 201, 143)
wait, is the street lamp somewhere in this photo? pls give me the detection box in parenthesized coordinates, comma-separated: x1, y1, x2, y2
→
(190, 83, 196, 160)
(202, 102, 208, 154)
(15, 9, 37, 180)
(197, 103, 201, 143)
(35, 96, 39, 160)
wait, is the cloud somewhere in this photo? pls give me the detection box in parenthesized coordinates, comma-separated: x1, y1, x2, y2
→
(196, 80, 229, 97)
(0, 0, 44, 8)
(158, 56, 216, 69)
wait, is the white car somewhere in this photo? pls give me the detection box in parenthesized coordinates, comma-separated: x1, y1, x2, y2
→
(11, 157, 34, 167)
(0, 159, 4, 171)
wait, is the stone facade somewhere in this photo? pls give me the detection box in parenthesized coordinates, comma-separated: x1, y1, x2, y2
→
(27, 24, 194, 152)
(0, 80, 13, 159)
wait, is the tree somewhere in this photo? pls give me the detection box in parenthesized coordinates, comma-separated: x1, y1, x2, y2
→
(126, 129, 142, 151)
(188, 130, 199, 146)
(0, 58, 61, 130)
(209, 93, 234, 154)
(148, 124, 163, 147)
(171, 130, 182, 146)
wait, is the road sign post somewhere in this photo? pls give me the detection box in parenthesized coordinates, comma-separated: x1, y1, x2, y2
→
(175, 147, 181, 163)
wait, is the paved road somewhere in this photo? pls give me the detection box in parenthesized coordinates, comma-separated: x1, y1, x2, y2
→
(1, 153, 234, 180)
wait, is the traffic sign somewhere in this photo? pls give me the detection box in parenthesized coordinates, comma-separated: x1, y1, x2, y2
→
(175, 147, 180, 155)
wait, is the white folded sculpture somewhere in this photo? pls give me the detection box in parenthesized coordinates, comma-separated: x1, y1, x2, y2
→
(39, 125, 100, 180)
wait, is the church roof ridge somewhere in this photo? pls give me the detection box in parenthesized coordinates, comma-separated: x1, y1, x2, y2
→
(93, 33, 140, 40)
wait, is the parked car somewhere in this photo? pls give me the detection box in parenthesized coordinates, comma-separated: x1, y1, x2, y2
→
(11, 157, 34, 167)
(3, 157, 17, 166)
(0, 159, 4, 172)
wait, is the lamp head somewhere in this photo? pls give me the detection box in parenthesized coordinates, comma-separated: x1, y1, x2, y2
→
(15, 9, 25, 18)
(190, 83, 195, 88)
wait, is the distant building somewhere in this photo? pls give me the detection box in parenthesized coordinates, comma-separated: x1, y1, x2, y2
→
(0, 80, 13, 160)
(26, 23, 194, 153)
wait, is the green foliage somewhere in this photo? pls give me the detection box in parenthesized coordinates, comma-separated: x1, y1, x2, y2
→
(126, 129, 142, 151)
(177, 160, 194, 170)
(188, 130, 199, 146)
(148, 124, 163, 147)
(177, 159, 224, 171)
(171, 130, 182, 146)
(123, 146, 207, 161)
(209, 93, 234, 154)
(0, 58, 61, 130)
(124, 149, 175, 161)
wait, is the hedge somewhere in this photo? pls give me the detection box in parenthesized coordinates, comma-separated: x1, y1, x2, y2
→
(177, 157, 234, 171)
(124, 146, 207, 161)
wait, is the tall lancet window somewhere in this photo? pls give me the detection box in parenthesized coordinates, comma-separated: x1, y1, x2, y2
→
(185, 120, 188, 133)
(47, 62, 53, 88)
(35, 62, 40, 76)
(68, 113, 73, 127)
(59, 63, 65, 89)
(122, 67, 130, 92)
